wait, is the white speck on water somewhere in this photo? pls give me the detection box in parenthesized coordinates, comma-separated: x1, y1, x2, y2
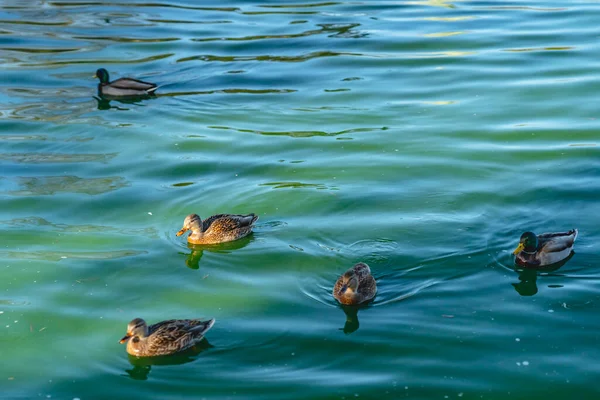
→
(523, 361, 529, 366)
(61, 256, 67, 259)
(405, 386, 408, 390)
(148, 212, 152, 215)
(458, 394, 464, 397)
(74, 398, 81, 400)
(0, 311, 3, 314)
(5, 325, 9, 328)
(516, 362, 521, 366)
(548, 309, 554, 313)
(14, 320, 17, 323)
(515, 338, 520, 342)
(291, 352, 295, 356)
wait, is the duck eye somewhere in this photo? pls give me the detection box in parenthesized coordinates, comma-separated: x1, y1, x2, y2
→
(132, 337, 140, 343)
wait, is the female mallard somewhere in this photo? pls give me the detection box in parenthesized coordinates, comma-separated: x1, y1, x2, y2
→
(94, 68, 158, 98)
(176, 213, 258, 245)
(333, 262, 377, 305)
(119, 317, 215, 357)
(513, 229, 578, 267)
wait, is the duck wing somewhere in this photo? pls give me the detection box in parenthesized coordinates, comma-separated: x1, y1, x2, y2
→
(538, 229, 578, 253)
(203, 213, 258, 233)
(358, 274, 377, 301)
(110, 77, 157, 91)
(147, 319, 215, 355)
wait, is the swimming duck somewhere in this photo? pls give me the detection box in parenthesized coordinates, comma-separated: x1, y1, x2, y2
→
(333, 262, 377, 305)
(94, 68, 158, 98)
(119, 317, 215, 357)
(176, 213, 259, 245)
(513, 229, 578, 267)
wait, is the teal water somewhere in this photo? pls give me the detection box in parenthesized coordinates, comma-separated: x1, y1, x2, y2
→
(1, 0, 599, 399)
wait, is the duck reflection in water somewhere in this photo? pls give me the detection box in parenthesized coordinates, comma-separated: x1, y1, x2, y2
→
(94, 95, 156, 111)
(339, 305, 361, 334)
(124, 339, 213, 381)
(183, 235, 253, 270)
(512, 252, 574, 297)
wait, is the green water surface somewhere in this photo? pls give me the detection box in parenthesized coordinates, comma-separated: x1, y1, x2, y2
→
(1, 0, 599, 399)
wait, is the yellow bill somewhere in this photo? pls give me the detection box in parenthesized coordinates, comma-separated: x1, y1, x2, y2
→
(512, 243, 525, 255)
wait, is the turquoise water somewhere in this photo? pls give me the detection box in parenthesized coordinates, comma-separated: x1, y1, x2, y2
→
(1, 0, 599, 399)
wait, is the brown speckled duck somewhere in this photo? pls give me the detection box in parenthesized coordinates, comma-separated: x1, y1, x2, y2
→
(176, 213, 258, 245)
(120, 317, 215, 357)
(513, 229, 578, 267)
(333, 262, 377, 305)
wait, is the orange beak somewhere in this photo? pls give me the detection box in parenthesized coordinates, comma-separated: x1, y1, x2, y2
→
(176, 228, 187, 237)
(119, 333, 131, 344)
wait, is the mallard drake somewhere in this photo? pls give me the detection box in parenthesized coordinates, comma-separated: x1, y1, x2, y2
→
(176, 213, 258, 245)
(119, 317, 215, 357)
(333, 262, 377, 305)
(513, 229, 578, 267)
(94, 68, 158, 98)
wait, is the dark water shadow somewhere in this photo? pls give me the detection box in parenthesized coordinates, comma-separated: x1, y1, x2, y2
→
(94, 95, 156, 110)
(124, 338, 213, 381)
(337, 300, 374, 335)
(182, 235, 254, 270)
(512, 251, 575, 297)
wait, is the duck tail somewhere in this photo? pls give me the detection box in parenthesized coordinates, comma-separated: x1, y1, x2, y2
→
(146, 84, 160, 94)
(192, 318, 215, 334)
(250, 213, 259, 225)
(572, 228, 578, 242)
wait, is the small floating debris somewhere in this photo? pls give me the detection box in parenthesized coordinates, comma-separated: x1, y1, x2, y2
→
(148, 212, 153, 216)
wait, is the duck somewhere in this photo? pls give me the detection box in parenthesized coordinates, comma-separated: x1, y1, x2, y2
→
(119, 317, 215, 357)
(333, 262, 377, 305)
(176, 213, 259, 245)
(513, 229, 578, 267)
(94, 68, 158, 98)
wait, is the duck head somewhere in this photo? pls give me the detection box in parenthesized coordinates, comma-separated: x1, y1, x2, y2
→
(94, 68, 110, 84)
(120, 318, 149, 344)
(338, 271, 359, 297)
(176, 214, 202, 237)
(513, 231, 538, 255)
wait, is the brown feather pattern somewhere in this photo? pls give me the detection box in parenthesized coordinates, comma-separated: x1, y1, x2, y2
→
(124, 318, 215, 357)
(333, 262, 377, 305)
(181, 213, 258, 245)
